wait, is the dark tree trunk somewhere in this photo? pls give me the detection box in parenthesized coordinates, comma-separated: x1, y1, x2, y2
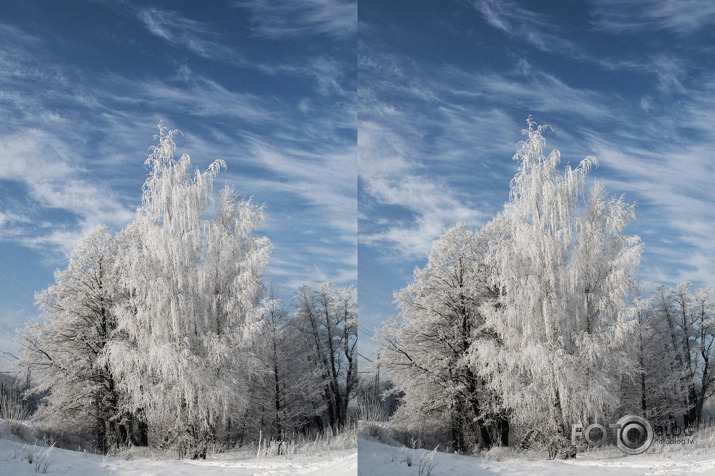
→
(477, 417, 493, 449)
(128, 409, 148, 447)
(684, 386, 698, 428)
(272, 327, 283, 441)
(641, 370, 647, 417)
(696, 352, 710, 426)
(138, 411, 149, 446)
(118, 415, 129, 446)
(324, 384, 336, 430)
(97, 413, 108, 454)
(498, 413, 509, 447)
(313, 414, 324, 433)
(451, 410, 465, 453)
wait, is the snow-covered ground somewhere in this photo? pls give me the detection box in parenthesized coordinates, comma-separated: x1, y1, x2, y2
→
(0, 421, 357, 475)
(358, 426, 715, 475)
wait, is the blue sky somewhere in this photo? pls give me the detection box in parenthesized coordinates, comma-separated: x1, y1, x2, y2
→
(0, 0, 356, 370)
(2, 1, 714, 372)
(358, 0, 715, 361)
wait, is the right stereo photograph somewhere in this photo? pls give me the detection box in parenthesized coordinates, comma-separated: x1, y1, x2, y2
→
(357, 1, 715, 474)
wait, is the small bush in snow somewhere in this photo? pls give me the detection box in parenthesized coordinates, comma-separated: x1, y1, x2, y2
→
(418, 447, 437, 476)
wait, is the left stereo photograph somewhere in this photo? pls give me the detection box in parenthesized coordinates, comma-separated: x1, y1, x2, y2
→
(0, 1, 358, 474)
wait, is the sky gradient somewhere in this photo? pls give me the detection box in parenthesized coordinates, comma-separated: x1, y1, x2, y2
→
(358, 0, 715, 361)
(0, 0, 357, 370)
(2, 1, 714, 371)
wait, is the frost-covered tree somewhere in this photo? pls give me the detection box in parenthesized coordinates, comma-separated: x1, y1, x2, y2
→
(642, 283, 715, 427)
(620, 282, 715, 428)
(473, 119, 642, 456)
(673, 282, 698, 426)
(18, 226, 123, 453)
(259, 289, 291, 441)
(651, 289, 688, 419)
(251, 284, 327, 442)
(620, 286, 687, 425)
(293, 283, 357, 431)
(104, 125, 270, 457)
(377, 223, 507, 452)
(320, 283, 358, 428)
(691, 286, 715, 423)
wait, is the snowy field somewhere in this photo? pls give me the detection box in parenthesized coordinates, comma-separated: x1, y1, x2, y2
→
(0, 421, 357, 475)
(358, 427, 715, 475)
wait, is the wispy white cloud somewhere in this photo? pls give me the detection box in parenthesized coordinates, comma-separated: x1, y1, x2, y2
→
(358, 47, 631, 259)
(106, 72, 277, 124)
(360, 31, 715, 295)
(238, 0, 356, 39)
(588, 141, 715, 290)
(0, 10, 356, 288)
(136, 5, 356, 95)
(650, 55, 688, 94)
(553, 70, 715, 290)
(361, 47, 622, 125)
(137, 8, 241, 63)
(0, 212, 27, 229)
(0, 23, 140, 253)
(472, 0, 580, 55)
(0, 128, 135, 255)
(359, 120, 488, 258)
(239, 134, 357, 242)
(468, 1, 707, 98)
(590, 0, 715, 34)
(268, 249, 357, 291)
(357, 0, 715, 362)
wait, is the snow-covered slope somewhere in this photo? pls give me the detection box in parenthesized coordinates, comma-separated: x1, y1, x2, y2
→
(358, 434, 715, 475)
(0, 421, 357, 475)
